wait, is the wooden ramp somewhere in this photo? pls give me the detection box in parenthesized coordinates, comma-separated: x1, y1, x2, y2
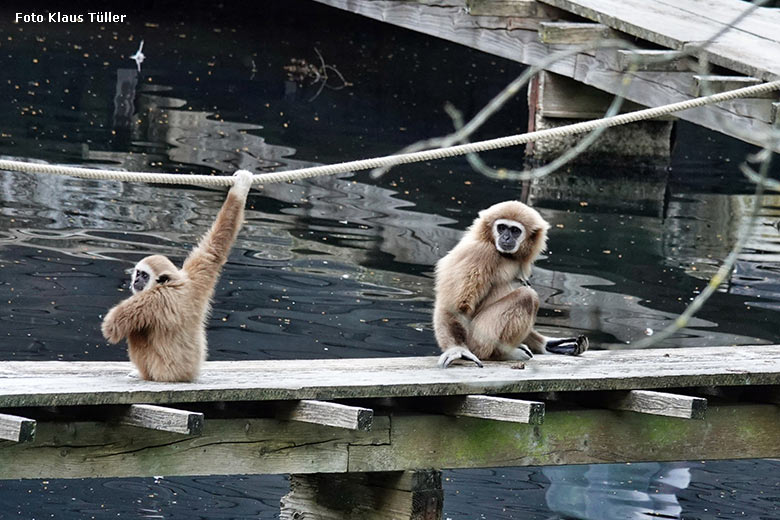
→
(310, 0, 780, 151)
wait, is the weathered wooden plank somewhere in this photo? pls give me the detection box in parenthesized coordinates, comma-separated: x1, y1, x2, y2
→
(575, 52, 778, 145)
(598, 389, 707, 419)
(691, 75, 773, 98)
(281, 471, 443, 520)
(1, 346, 779, 407)
(311, 0, 780, 149)
(0, 413, 36, 443)
(348, 404, 780, 472)
(0, 416, 390, 479)
(539, 70, 671, 119)
(120, 404, 204, 435)
(2, 404, 777, 479)
(653, 0, 780, 45)
(538, 0, 780, 79)
(277, 400, 373, 431)
(467, 0, 539, 17)
(616, 49, 692, 72)
(538, 22, 617, 44)
(309, 1, 579, 76)
(440, 395, 545, 424)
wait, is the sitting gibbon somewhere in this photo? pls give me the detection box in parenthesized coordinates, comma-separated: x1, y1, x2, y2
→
(101, 170, 254, 382)
(434, 200, 588, 368)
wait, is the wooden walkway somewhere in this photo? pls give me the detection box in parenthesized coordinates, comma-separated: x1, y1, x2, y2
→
(0, 345, 779, 481)
(311, 0, 780, 150)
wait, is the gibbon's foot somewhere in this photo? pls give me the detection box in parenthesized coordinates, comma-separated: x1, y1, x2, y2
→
(545, 335, 589, 356)
(502, 344, 534, 361)
(438, 346, 484, 368)
(127, 369, 140, 379)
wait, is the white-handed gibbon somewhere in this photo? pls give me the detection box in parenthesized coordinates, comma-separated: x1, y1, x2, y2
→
(434, 200, 588, 368)
(101, 170, 254, 382)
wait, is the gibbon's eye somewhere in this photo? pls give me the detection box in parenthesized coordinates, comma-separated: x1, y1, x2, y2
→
(497, 223, 507, 232)
(510, 226, 522, 237)
(135, 269, 149, 281)
(156, 274, 170, 284)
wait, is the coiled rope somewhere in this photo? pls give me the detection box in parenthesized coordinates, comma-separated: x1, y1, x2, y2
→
(2, 79, 779, 186)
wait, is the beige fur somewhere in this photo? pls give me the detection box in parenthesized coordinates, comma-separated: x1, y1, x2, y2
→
(434, 200, 551, 364)
(101, 171, 253, 382)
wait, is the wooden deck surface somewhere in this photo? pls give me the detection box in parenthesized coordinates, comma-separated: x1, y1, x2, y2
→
(2, 345, 779, 407)
(543, 0, 780, 80)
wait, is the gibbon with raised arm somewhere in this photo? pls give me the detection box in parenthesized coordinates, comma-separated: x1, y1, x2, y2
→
(101, 170, 254, 382)
(434, 200, 588, 368)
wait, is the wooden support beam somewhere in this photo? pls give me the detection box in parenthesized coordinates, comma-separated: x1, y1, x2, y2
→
(440, 395, 545, 424)
(277, 400, 374, 431)
(280, 470, 443, 520)
(599, 390, 707, 419)
(0, 405, 778, 479)
(120, 404, 204, 435)
(0, 413, 36, 443)
(772, 102, 780, 126)
(692, 75, 775, 98)
(467, 0, 540, 17)
(538, 22, 618, 44)
(538, 70, 673, 119)
(616, 49, 692, 72)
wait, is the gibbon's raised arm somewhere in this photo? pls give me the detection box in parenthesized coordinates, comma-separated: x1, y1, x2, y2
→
(182, 177, 252, 289)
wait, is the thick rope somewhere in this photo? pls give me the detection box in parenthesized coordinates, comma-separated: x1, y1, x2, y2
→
(1, 79, 779, 186)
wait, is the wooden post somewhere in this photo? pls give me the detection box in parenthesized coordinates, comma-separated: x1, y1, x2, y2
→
(280, 470, 443, 520)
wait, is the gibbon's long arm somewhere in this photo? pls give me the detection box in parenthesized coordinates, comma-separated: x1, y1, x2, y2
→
(182, 174, 251, 291)
(447, 244, 497, 317)
(102, 290, 177, 343)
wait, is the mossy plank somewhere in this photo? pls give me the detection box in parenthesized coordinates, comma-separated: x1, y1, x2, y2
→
(348, 404, 780, 471)
(0, 404, 777, 479)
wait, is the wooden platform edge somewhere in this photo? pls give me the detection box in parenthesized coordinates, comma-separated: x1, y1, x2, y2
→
(1, 404, 777, 479)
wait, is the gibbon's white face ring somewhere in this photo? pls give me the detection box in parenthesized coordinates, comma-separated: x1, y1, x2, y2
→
(493, 218, 525, 254)
(131, 260, 152, 294)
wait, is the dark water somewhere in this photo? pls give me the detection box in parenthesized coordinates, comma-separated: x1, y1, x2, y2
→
(0, 1, 779, 518)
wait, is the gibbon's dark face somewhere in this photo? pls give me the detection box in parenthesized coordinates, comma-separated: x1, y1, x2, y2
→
(493, 218, 524, 254)
(131, 266, 151, 294)
(129, 255, 179, 294)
